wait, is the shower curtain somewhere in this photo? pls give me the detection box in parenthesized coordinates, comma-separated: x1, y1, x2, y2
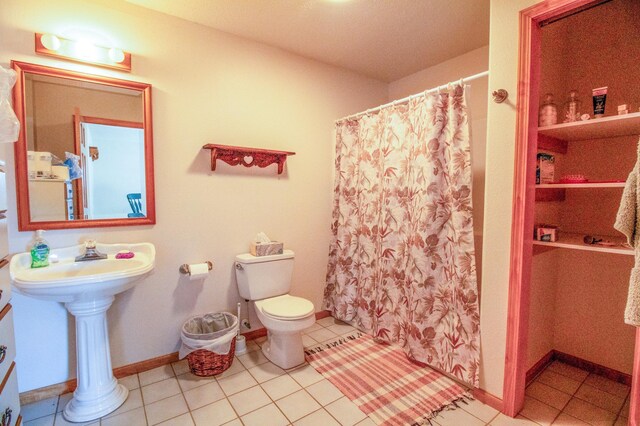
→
(324, 84, 481, 387)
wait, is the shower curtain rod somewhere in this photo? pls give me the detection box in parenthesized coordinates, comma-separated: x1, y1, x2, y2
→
(336, 70, 489, 122)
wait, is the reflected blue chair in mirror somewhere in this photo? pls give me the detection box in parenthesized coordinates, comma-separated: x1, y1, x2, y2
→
(127, 193, 145, 218)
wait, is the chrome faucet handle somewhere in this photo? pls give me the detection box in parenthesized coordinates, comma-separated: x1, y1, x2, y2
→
(75, 240, 107, 261)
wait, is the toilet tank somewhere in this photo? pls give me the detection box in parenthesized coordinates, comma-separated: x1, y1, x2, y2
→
(235, 250, 294, 300)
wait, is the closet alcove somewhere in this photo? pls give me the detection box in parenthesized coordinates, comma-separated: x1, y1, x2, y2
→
(523, 0, 640, 413)
(502, 0, 640, 419)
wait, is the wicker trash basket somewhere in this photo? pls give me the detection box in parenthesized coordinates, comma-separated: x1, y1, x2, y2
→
(180, 312, 238, 377)
(186, 337, 236, 376)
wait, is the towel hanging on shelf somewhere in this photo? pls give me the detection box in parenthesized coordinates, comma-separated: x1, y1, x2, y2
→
(614, 137, 640, 326)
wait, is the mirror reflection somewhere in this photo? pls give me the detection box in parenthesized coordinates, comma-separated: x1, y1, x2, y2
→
(12, 62, 155, 230)
(26, 74, 145, 221)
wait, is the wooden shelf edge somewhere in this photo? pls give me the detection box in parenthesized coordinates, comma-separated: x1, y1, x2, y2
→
(28, 178, 69, 183)
(538, 111, 640, 141)
(536, 182, 625, 189)
(202, 144, 295, 175)
(535, 182, 625, 201)
(532, 233, 632, 256)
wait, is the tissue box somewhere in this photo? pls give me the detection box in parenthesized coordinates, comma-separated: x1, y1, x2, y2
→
(534, 224, 559, 242)
(536, 153, 555, 184)
(250, 242, 284, 256)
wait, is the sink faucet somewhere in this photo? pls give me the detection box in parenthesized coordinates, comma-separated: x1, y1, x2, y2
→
(75, 240, 108, 262)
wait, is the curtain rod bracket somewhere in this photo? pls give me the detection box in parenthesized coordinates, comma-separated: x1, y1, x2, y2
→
(492, 89, 509, 103)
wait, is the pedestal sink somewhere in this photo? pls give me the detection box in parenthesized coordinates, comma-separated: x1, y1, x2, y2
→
(10, 242, 155, 422)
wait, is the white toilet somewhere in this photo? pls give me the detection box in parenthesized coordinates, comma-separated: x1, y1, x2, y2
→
(235, 250, 315, 369)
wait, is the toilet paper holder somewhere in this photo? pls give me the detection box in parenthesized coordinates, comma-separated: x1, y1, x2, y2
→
(179, 261, 213, 275)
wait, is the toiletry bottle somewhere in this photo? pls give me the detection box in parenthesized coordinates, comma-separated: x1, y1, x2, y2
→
(30, 229, 50, 268)
(539, 93, 558, 126)
(592, 86, 608, 118)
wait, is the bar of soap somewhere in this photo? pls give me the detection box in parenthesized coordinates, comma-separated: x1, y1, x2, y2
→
(115, 251, 134, 259)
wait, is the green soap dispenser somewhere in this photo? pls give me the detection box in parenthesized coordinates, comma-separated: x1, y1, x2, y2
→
(30, 229, 50, 268)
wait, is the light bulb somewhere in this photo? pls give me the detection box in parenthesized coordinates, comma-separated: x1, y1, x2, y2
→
(108, 48, 125, 63)
(41, 34, 61, 51)
(74, 40, 99, 61)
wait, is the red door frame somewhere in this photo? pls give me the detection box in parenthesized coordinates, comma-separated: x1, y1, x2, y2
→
(500, 0, 639, 420)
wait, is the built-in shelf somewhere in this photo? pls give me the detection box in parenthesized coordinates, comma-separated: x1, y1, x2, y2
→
(535, 181, 625, 201)
(538, 111, 640, 141)
(537, 182, 625, 189)
(28, 178, 68, 183)
(533, 232, 632, 256)
(202, 144, 295, 175)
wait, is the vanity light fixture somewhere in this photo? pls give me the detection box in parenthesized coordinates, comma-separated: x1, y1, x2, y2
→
(34, 33, 131, 72)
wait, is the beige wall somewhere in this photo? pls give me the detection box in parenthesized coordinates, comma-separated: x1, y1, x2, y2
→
(0, 0, 388, 391)
(482, 0, 540, 398)
(526, 249, 558, 368)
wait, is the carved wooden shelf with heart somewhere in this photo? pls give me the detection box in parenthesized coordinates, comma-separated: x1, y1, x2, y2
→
(203, 144, 295, 175)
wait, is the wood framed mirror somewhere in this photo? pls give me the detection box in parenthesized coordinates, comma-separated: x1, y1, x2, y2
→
(11, 61, 155, 230)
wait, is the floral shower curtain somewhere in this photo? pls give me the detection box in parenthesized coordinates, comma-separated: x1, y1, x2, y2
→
(324, 84, 481, 387)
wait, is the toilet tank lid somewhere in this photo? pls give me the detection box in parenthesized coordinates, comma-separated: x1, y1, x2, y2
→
(235, 249, 294, 264)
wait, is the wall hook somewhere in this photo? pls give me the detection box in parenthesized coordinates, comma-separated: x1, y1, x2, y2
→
(492, 89, 509, 103)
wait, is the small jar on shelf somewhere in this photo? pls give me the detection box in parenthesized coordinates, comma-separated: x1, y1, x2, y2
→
(539, 93, 558, 126)
(562, 90, 582, 122)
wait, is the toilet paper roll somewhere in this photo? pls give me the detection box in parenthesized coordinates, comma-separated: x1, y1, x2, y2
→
(188, 263, 210, 281)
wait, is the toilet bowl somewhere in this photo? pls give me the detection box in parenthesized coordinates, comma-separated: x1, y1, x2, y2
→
(235, 250, 316, 370)
(253, 294, 315, 368)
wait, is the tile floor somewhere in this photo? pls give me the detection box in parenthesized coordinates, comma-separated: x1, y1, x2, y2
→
(19, 317, 628, 425)
(519, 360, 630, 426)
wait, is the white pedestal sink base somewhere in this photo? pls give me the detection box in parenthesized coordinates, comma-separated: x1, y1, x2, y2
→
(64, 383, 128, 422)
(63, 296, 128, 422)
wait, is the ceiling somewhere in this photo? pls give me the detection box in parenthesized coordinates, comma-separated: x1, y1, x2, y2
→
(124, 0, 490, 82)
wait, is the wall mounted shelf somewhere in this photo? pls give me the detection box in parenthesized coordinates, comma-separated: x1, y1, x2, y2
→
(203, 144, 295, 174)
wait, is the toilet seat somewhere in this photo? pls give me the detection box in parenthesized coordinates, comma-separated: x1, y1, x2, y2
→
(258, 295, 314, 320)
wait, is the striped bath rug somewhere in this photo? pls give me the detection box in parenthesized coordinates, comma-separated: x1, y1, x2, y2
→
(305, 333, 471, 425)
